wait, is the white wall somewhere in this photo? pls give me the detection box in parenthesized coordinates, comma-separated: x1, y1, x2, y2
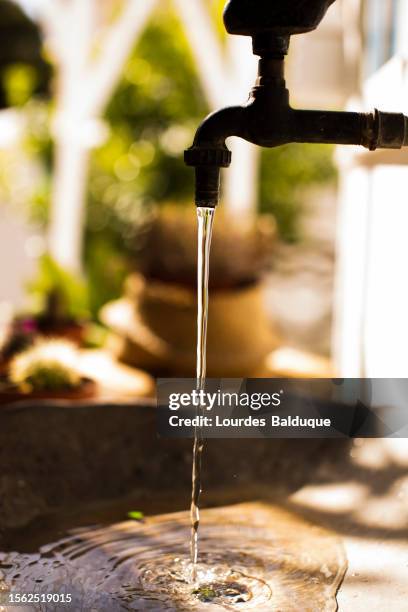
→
(334, 41, 408, 375)
(333, 165, 371, 376)
(363, 165, 408, 376)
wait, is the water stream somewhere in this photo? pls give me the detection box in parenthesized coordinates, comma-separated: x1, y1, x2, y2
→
(190, 206, 215, 579)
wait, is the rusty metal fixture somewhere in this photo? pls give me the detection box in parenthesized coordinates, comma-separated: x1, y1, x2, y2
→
(185, 0, 408, 207)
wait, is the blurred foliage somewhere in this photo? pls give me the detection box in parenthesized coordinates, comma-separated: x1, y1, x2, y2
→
(0, 82, 50, 221)
(260, 143, 336, 241)
(4, 63, 38, 107)
(0, 0, 50, 107)
(27, 254, 90, 321)
(88, 7, 207, 226)
(86, 7, 208, 313)
(84, 231, 129, 318)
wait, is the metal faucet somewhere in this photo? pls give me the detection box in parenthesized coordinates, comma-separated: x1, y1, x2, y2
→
(185, 0, 408, 207)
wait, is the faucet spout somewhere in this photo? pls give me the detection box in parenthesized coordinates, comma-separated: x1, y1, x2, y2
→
(191, 105, 248, 149)
(184, 106, 247, 207)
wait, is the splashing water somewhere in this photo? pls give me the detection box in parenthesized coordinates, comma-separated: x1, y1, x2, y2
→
(0, 503, 346, 610)
(190, 206, 215, 580)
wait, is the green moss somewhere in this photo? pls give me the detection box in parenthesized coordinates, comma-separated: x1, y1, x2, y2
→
(19, 363, 78, 391)
(192, 586, 217, 602)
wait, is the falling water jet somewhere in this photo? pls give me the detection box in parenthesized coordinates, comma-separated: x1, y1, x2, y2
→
(190, 206, 215, 581)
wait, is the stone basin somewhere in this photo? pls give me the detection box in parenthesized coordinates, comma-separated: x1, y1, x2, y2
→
(0, 400, 330, 530)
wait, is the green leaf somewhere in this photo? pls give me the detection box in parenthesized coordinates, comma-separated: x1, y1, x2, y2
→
(127, 510, 144, 521)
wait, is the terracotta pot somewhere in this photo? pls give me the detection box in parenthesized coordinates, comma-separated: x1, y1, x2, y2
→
(101, 274, 279, 377)
(0, 378, 97, 405)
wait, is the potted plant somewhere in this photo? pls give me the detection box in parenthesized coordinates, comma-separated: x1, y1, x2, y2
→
(25, 254, 90, 344)
(101, 205, 280, 377)
(0, 339, 96, 404)
(0, 264, 89, 373)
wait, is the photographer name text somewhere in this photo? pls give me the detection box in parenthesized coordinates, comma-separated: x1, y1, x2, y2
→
(168, 415, 332, 429)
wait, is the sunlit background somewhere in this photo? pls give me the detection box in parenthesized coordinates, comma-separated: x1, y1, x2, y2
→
(0, 0, 406, 383)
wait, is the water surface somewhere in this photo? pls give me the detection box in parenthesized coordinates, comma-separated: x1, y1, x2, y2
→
(0, 503, 346, 611)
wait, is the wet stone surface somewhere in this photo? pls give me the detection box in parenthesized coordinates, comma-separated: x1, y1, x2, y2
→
(0, 503, 346, 611)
